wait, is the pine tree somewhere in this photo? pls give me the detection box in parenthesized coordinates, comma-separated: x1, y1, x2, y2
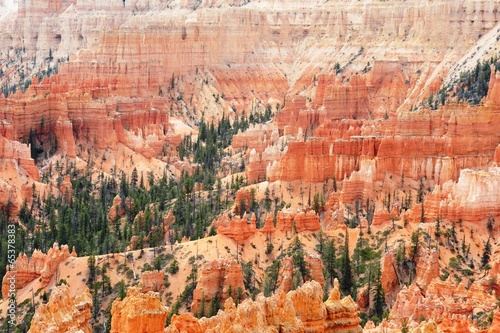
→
(197, 292, 205, 318)
(322, 239, 337, 286)
(87, 255, 96, 288)
(481, 237, 492, 268)
(209, 294, 220, 317)
(117, 280, 126, 300)
(292, 270, 302, 290)
(340, 232, 353, 295)
(131, 167, 138, 187)
(372, 268, 385, 320)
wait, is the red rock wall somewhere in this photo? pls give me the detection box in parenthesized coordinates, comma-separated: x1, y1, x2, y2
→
(407, 167, 500, 225)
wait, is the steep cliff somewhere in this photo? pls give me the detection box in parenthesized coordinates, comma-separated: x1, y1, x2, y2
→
(413, 167, 500, 225)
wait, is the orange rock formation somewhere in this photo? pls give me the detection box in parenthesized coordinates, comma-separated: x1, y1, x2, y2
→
(166, 279, 361, 333)
(140, 270, 164, 293)
(28, 284, 92, 333)
(108, 195, 125, 223)
(389, 277, 497, 330)
(1, 243, 76, 298)
(191, 256, 245, 316)
(110, 287, 168, 333)
(278, 254, 325, 293)
(410, 167, 500, 225)
(216, 209, 320, 243)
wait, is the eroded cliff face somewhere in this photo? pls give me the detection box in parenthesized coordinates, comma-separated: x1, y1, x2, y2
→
(262, 67, 500, 188)
(0, 0, 498, 146)
(1, 1, 500, 332)
(0, 0, 497, 212)
(216, 209, 320, 243)
(411, 167, 500, 225)
(28, 284, 92, 333)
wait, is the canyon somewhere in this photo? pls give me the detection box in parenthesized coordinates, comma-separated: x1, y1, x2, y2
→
(0, 0, 499, 332)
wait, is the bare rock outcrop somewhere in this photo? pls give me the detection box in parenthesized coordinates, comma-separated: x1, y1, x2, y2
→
(167, 279, 361, 333)
(389, 277, 497, 330)
(110, 287, 168, 333)
(108, 195, 125, 223)
(191, 256, 246, 316)
(215, 213, 257, 243)
(28, 284, 92, 333)
(216, 209, 320, 243)
(324, 279, 362, 333)
(1, 243, 77, 298)
(412, 167, 500, 225)
(140, 270, 165, 293)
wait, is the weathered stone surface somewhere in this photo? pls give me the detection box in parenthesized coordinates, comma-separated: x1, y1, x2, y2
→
(191, 256, 245, 316)
(167, 280, 362, 333)
(288, 281, 326, 332)
(166, 313, 203, 333)
(58, 174, 72, 203)
(110, 287, 168, 333)
(1, 243, 76, 298)
(324, 279, 362, 333)
(108, 195, 124, 223)
(410, 167, 500, 225)
(276, 210, 321, 233)
(28, 284, 92, 333)
(40, 243, 74, 285)
(215, 213, 257, 243)
(388, 277, 497, 330)
(140, 270, 164, 293)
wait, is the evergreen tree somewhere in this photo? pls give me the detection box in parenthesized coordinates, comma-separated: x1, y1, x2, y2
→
(372, 269, 385, 320)
(209, 294, 220, 317)
(340, 232, 353, 295)
(87, 255, 96, 288)
(131, 167, 138, 187)
(197, 292, 206, 318)
(481, 237, 492, 268)
(322, 239, 337, 286)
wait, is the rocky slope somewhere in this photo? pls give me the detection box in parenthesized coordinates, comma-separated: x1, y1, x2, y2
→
(191, 256, 246, 316)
